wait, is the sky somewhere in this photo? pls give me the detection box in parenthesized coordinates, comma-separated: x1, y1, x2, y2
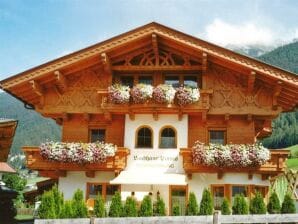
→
(0, 0, 298, 80)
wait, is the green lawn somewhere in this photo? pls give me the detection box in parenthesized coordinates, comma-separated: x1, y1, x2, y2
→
(286, 144, 298, 170)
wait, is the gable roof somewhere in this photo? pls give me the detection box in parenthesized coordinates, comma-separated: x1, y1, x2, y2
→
(0, 22, 297, 111)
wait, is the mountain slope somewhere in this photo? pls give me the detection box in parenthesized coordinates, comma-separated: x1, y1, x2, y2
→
(0, 92, 61, 155)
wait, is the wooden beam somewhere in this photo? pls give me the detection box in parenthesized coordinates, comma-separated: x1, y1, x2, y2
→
(202, 52, 208, 72)
(178, 109, 183, 121)
(112, 65, 202, 72)
(202, 111, 207, 123)
(152, 34, 159, 66)
(224, 113, 230, 122)
(248, 172, 253, 180)
(153, 109, 158, 121)
(83, 113, 90, 122)
(55, 118, 63, 125)
(62, 112, 70, 121)
(54, 71, 68, 93)
(273, 83, 282, 110)
(129, 110, 135, 120)
(101, 53, 112, 76)
(187, 173, 192, 180)
(55, 170, 67, 177)
(217, 171, 224, 179)
(247, 71, 256, 93)
(85, 171, 95, 178)
(247, 114, 253, 122)
(29, 80, 44, 96)
(104, 111, 112, 122)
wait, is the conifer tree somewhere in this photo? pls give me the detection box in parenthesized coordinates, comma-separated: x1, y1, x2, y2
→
(199, 188, 213, 215)
(232, 194, 248, 215)
(94, 194, 105, 217)
(267, 191, 281, 214)
(221, 198, 231, 215)
(139, 195, 153, 217)
(249, 192, 266, 214)
(109, 191, 123, 217)
(51, 184, 64, 218)
(38, 190, 56, 219)
(154, 195, 166, 216)
(123, 196, 138, 217)
(60, 200, 73, 218)
(71, 189, 88, 218)
(281, 194, 296, 214)
(186, 192, 199, 215)
(172, 203, 180, 216)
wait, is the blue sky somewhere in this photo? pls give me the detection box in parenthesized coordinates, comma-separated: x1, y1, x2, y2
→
(0, 0, 298, 80)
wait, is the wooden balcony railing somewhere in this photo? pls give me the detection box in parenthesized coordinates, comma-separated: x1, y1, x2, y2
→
(180, 148, 290, 179)
(22, 146, 130, 178)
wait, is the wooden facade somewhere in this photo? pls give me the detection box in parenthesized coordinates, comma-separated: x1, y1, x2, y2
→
(1, 22, 297, 179)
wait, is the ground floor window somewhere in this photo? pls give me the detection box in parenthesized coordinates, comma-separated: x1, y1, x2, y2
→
(169, 185, 188, 216)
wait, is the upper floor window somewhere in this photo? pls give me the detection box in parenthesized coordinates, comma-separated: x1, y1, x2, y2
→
(136, 126, 153, 148)
(184, 76, 197, 88)
(139, 76, 153, 85)
(90, 129, 106, 142)
(120, 76, 134, 88)
(159, 126, 176, 148)
(209, 130, 226, 145)
(165, 76, 180, 88)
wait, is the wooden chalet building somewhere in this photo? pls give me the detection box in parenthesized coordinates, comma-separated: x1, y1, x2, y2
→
(1, 23, 297, 214)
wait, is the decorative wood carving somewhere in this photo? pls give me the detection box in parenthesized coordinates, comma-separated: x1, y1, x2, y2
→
(29, 80, 44, 97)
(62, 112, 70, 121)
(152, 34, 159, 65)
(101, 53, 112, 76)
(85, 171, 95, 178)
(247, 71, 256, 93)
(273, 83, 282, 110)
(54, 71, 68, 94)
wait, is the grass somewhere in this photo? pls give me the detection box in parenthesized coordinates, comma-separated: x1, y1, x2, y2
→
(286, 144, 298, 170)
(15, 214, 34, 221)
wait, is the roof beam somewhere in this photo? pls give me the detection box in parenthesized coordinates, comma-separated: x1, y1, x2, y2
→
(54, 71, 68, 93)
(247, 71, 256, 93)
(29, 80, 44, 97)
(152, 34, 159, 66)
(202, 52, 208, 73)
(272, 82, 283, 110)
(101, 53, 112, 76)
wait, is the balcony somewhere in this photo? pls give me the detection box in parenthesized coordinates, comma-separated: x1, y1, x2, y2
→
(179, 148, 289, 179)
(22, 146, 130, 178)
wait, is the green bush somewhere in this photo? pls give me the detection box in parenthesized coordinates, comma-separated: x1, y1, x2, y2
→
(139, 195, 153, 217)
(199, 188, 213, 215)
(249, 192, 266, 214)
(123, 196, 138, 217)
(60, 200, 73, 218)
(172, 203, 180, 216)
(94, 194, 105, 218)
(38, 190, 56, 219)
(281, 194, 296, 214)
(109, 191, 123, 217)
(71, 189, 88, 218)
(2, 173, 27, 191)
(232, 194, 248, 214)
(267, 191, 281, 214)
(52, 185, 64, 218)
(154, 195, 166, 216)
(186, 192, 199, 215)
(221, 198, 231, 215)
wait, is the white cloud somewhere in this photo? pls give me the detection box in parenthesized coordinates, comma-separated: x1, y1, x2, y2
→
(203, 19, 275, 47)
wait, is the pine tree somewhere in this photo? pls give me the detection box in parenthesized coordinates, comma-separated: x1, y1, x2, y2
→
(109, 191, 123, 217)
(232, 194, 248, 215)
(172, 203, 180, 216)
(267, 191, 281, 214)
(51, 184, 64, 218)
(71, 189, 88, 218)
(60, 200, 73, 218)
(94, 194, 105, 218)
(154, 195, 166, 216)
(281, 194, 296, 214)
(221, 198, 231, 215)
(139, 195, 153, 217)
(123, 196, 138, 217)
(249, 192, 266, 214)
(186, 192, 199, 215)
(199, 188, 213, 215)
(38, 190, 56, 219)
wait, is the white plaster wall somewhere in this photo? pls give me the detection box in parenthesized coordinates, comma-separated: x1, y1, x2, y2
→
(59, 171, 115, 200)
(188, 173, 270, 201)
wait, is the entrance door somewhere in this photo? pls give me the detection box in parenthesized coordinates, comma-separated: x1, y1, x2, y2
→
(169, 185, 188, 215)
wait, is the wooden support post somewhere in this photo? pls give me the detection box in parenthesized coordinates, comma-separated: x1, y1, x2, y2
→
(101, 53, 112, 77)
(247, 71, 256, 93)
(202, 52, 208, 88)
(54, 71, 68, 93)
(273, 83, 282, 110)
(85, 171, 95, 178)
(152, 34, 159, 66)
(62, 112, 70, 122)
(83, 113, 90, 122)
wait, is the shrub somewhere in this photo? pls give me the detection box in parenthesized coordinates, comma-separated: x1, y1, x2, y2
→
(154, 195, 166, 216)
(60, 200, 73, 218)
(221, 198, 231, 215)
(109, 191, 123, 217)
(38, 190, 56, 219)
(139, 195, 153, 217)
(71, 189, 88, 218)
(267, 191, 281, 214)
(172, 203, 180, 216)
(249, 192, 266, 214)
(52, 185, 64, 218)
(281, 194, 296, 214)
(199, 188, 213, 215)
(186, 192, 199, 215)
(94, 194, 105, 218)
(232, 194, 248, 214)
(123, 196, 138, 217)
(2, 173, 27, 191)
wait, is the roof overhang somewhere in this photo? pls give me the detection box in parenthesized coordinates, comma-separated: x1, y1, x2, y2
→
(0, 119, 18, 162)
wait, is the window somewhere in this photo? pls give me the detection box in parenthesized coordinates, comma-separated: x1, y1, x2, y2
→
(87, 183, 120, 200)
(136, 126, 153, 148)
(232, 185, 248, 201)
(90, 129, 105, 142)
(159, 126, 176, 148)
(252, 186, 267, 198)
(139, 76, 153, 85)
(184, 76, 197, 88)
(209, 130, 226, 145)
(212, 186, 225, 210)
(165, 76, 180, 88)
(87, 183, 103, 199)
(120, 76, 134, 87)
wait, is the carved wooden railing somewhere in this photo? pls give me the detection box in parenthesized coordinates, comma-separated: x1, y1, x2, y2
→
(98, 89, 213, 116)
(22, 146, 130, 178)
(180, 148, 290, 179)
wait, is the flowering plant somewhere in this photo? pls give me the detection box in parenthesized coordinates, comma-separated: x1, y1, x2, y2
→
(40, 141, 117, 164)
(192, 142, 270, 168)
(152, 84, 176, 104)
(108, 84, 130, 104)
(176, 87, 200, 106)
(131, 84, 153, 103)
